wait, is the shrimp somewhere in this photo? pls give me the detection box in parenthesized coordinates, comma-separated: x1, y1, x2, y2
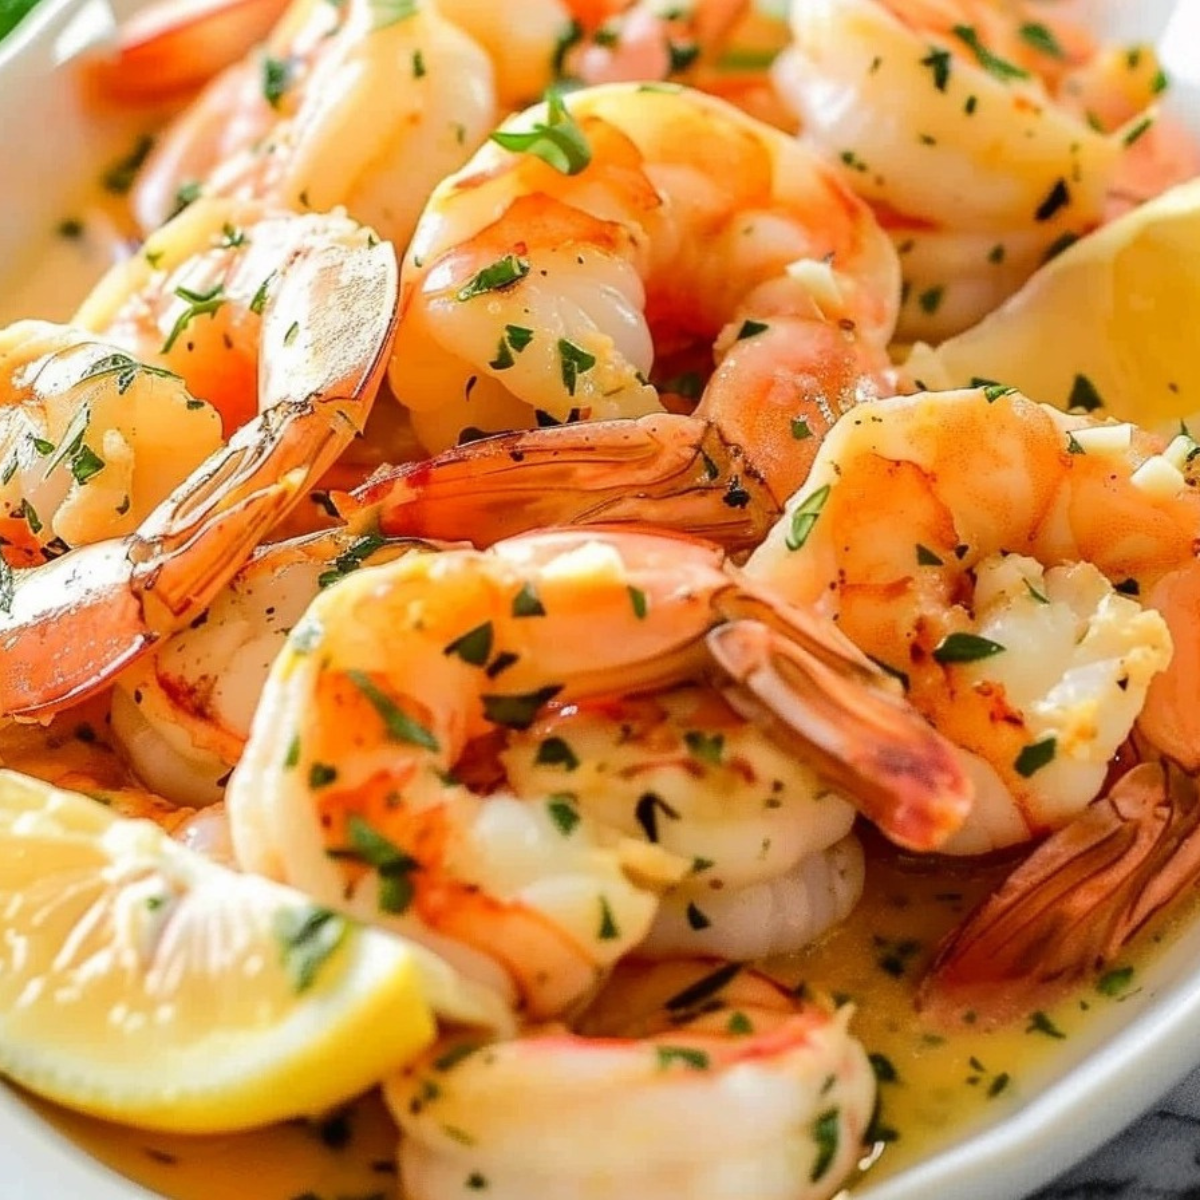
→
(85, 0, 291, 102)
(117, 0, 496, 240)
(502, 685, 865, 959)
(0, 200, 398, 719)
(111, 527, 443, 807)
(384, 957, 876, 1200)
(0, 321, 222, 566)
(748, 387, 1186, 856)
(387, 81, 901, 482)
(109, 411, 782, 808)
(919, 760, 1200, 1025)
(225, 527, 970, 1015)
(774, 0, 1129, 341)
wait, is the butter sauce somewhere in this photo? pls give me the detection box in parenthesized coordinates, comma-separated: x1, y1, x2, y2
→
(5, 804, 1156, 1200)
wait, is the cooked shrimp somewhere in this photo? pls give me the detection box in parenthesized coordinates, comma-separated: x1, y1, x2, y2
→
(0, 201, 398, 719)
(109, 411, 782, 808)
(384, 957, 876, 1200)
(920, 760, 1200, 1025)
(0, 322, 221, 566)
(76, 197, 382, 434)
(749, 387, 1185, 854)
(85, 0, 291, 102)
(502, 685, 865, 959)
(774, 0, 1126, 340)
(111, 527, 441, 807)
(225, 527, 970, 1015)
(119, 0, 496, 240)
(388, 81, 900, 478)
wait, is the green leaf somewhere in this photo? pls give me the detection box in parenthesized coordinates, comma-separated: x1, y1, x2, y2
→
(262, 55, 295, 108)
(932, 632, 1006, 664)
(1018, 21, 1064, 58)
(597, 895, 620, 940)
(481, 684, 563, 730)
(1026, 1010, 1066, 1038)
(274, 905, 348, 992)
(101, 134, 154, 195)
(1014, 737, 1057, 778)
(69, 444, 105, 484)
(655, 1045, 710, 1071)
(346, 816, 419, 913)
(634, 791, 679, 843)
(953, 24, 1029, 81)
(736, 319, 769, 340)
(810, 1108, 841, 1182)
(920, 46, 951, 91)
(162, 283, 226, 354)
(627, 586, 647, 619)
(684, 730, 724, 765)
(511, 581, 546, 617)
(785, 484, 831, 551)
(346, 669, 440, 750)
(557, 338, 596, 396)
(1067, 373, 1104, 413)
(443, 622, 494, 666)
(456, 255, 530, 302)
(535, 736, 579, 771)
(1096, 965, 1134, 996)
(546, 796, 580, 835)
(490, 87, 592, 175)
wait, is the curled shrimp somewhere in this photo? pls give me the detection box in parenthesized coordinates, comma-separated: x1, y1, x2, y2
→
(114, 0, 496, 240)
(0, 200, 398, 718)
(0, 321, 222, 566)
(748, 387, 1187, 855)
(774, 0, 1131, 340)
(502, 685, 865, 960)
(388, 80, 900, 487)
(384, 957, 876, 1200)
(225, 526, 970, 1016)
(109, 411, 782, 808)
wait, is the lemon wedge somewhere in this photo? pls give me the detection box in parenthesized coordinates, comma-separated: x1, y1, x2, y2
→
(904, 178, 1200, 431)
(0, 770, 457, 1133)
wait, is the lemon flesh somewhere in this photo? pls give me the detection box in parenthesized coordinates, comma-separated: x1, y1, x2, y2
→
(0, 770, 438, 1133)
(904, 178, 1200, 432)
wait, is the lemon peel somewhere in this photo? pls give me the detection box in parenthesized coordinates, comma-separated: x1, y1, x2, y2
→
(0, 770, 501, 1134)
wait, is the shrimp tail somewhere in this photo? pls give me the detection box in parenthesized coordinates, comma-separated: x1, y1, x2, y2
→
(705, 617, 972, 852)
(917, 762, 1200, 1028)
(353, 413, 782, 554)
(0, 234, 397, 717)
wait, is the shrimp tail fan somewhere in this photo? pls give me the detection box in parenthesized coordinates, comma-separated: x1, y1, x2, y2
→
(917, 762, 1200, 1027)
(705, 615, 972, 853)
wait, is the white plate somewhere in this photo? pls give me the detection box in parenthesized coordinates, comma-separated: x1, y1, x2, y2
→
(1, 2, 1199, 1198)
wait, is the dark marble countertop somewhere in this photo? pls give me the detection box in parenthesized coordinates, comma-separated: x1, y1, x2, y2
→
(1033, 1070, 1200, 1199)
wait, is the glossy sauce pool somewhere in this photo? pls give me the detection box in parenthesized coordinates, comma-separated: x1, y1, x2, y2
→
(7, 778, 1160, 1200)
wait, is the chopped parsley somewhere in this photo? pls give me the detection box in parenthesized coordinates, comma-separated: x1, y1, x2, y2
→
(456, 255, 530, 302)
(932, 632, 1006, 664)
(785, 483, 830, 551)
(273, 905, 347, 992)
(490, 86, 591, 175)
